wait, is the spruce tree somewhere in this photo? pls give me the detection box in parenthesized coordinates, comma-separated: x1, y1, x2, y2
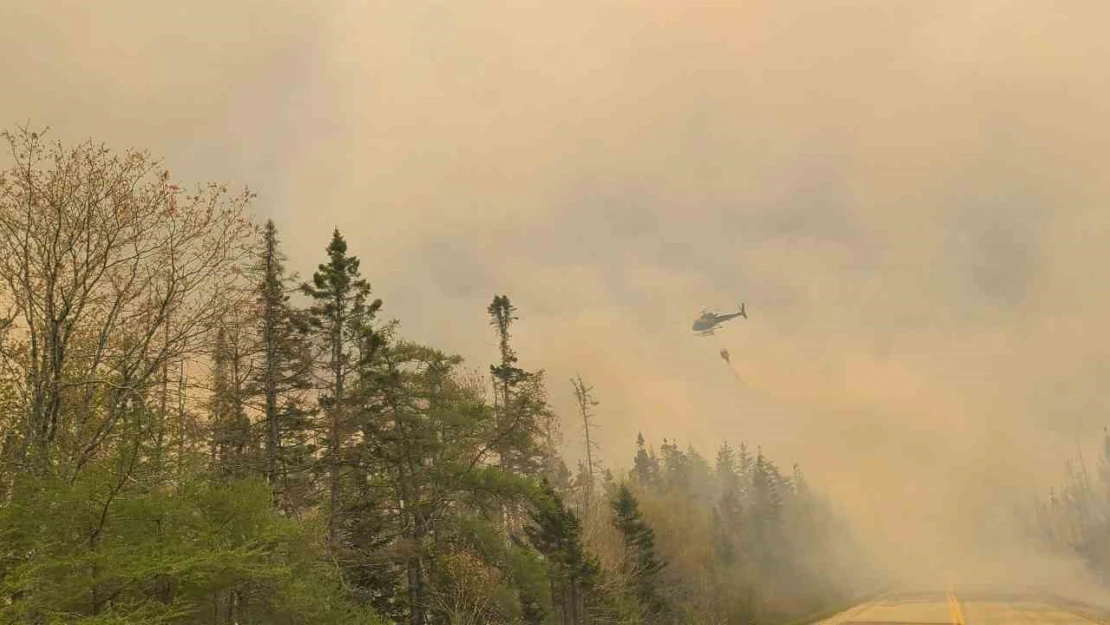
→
(303, 228, 382, 548)
(753, 450, 783, 525)
(632, 433, 658, 488)
(658, 438, 689, 494)
(611, 484, 667, 620)
(252, 220, 315, 511)
(715, 442, 743, 526)
(487, 294, 545, 475)
(526, 479, 600, 624)
(715, 442, 736, 481)
(737, 442, 753, 499)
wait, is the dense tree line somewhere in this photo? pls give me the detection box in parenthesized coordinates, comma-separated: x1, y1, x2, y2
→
(0, 127, 865, 624)
(555, 434, 869, 624)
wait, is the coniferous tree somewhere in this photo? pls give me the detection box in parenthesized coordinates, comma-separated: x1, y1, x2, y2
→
(658, 438, 689, 496)
(737, 442, 753, 498)
(753, 449, 783, 525)
(715, 443, 741, 506)
(632, 433, 658, 488)
(526, 480, 600, 625)
(368, 340, 464, 625)
(484, 294, 551, 541)
(487, 294, 546, 477)
(612, 484, 668, 621)
(252, 220, 315, 510)
(687, 446, 715, 505)
(488, 295, 524, 465)
(303, 228, 383, 549)
(715, 442, 744, 545)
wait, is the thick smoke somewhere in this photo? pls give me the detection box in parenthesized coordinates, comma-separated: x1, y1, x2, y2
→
(4, 0, 1110, 598)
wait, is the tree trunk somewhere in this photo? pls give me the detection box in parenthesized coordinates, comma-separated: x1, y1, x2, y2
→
(177, 363, 186, 482)
(157, 354, 169, 473)
(263, 243, 280, 490)
(407, 502, 428, 624)
(327, 306, 344, 549)
(408, 546, 426, 625)
(564, 580, 575, 625)
(265, 368, 278, 486)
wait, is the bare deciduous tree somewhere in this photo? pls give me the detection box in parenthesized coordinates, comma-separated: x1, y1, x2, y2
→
(428, 550, 503, 625)
(0, 126, 255, 479)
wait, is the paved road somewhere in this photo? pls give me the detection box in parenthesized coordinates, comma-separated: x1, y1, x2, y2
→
(816, 590, 1109, 625)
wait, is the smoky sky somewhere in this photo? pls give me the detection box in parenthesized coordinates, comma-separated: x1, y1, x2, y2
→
(5, 0, 1110, 580)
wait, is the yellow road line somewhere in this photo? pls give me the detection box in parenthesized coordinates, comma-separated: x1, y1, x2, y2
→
(947, 588, 966, 625)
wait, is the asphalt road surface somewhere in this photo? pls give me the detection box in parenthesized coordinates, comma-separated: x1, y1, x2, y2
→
(815, 590, 1110, 625)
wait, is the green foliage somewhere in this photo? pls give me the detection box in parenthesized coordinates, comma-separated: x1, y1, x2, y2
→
(302, 228, 384, 549)
(251, 219, 317, 512)
(632, 432, 659, 488)
(486, 294, 548, 477)
(303, 229, 383, 337)
(612, 483, 669, 621)
(525, 480, 600, 624)
(0, 458, 384, 625)
(488, 295, 527, 391)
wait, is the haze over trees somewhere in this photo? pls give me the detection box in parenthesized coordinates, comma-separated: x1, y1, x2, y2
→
(0, 127, 867, 623)
(1018, 428, 1110, 590)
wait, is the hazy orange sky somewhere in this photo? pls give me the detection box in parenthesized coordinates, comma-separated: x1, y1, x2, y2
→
(5, 0, 1110, 576)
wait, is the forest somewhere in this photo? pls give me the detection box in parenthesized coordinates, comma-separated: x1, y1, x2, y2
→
(0, 127, 868, 624)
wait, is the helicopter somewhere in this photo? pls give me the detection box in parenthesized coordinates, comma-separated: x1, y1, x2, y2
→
(692, 304, 747, 336)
